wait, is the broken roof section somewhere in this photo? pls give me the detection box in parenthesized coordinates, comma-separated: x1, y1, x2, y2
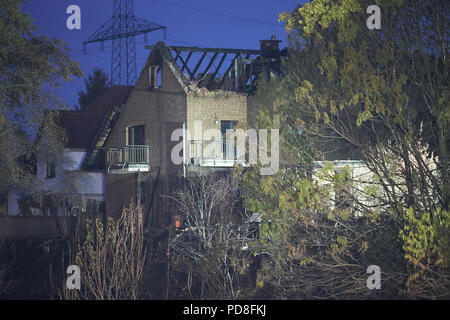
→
(57, 86, 132, 149)
(146, 36, 283, 94)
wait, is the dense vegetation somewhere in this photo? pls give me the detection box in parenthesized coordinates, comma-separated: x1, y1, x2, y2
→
(1, 0, 448, 300)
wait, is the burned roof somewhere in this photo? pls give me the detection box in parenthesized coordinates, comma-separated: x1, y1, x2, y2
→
(57, 86, 132, 149)
(146, 37, 283, 94)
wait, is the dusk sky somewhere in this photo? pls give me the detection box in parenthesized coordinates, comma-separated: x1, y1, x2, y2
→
(22, 0, 306, 109)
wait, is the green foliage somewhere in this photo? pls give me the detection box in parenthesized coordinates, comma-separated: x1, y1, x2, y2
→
(279, 0, 449, 212)
(240, 0, 449, 299)
(239, 157, 405, 298)
(398, 207, 450, 298)
(0, 0, 82, 194)
(400, 207, 450, 270)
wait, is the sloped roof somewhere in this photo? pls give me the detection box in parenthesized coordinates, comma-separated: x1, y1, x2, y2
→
(58, 86, 132, 149)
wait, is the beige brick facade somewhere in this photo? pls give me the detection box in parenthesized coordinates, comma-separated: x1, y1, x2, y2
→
(104, 44, 272, 220)
(105, 48, 187, 216)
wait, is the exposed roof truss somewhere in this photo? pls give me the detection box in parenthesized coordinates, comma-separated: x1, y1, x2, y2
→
(146, 44, 262, 92)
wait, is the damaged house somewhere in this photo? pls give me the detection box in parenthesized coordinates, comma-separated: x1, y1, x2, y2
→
(2, 35, 389, 239)
(102, 37, 283, 223)
(4, 36, 284, 229)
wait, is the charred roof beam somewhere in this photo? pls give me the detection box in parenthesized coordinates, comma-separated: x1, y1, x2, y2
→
(174, 48, 194, 79)
(206, 53, 228, 89)
(217, 53, 251, 91)
(181, 51, 194, 77)
(200, 52, 219, 81)
(147, 43, 262, 90)
(146, 45, 260, 55)
(191, 51, 208, 79)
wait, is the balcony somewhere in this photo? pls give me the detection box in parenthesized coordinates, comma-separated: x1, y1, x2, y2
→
(188, 140, 246, 167)
(106, 145, 150, 174)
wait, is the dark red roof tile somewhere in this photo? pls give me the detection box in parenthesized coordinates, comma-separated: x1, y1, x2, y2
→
(57, 86, 132, 149)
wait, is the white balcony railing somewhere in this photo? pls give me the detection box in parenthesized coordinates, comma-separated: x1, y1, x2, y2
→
(106, 145, 150, 173)
(188, 140, 245, 167)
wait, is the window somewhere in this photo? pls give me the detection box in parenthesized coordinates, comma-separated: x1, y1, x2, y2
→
(149, 65, 161, 89)
(128, 125, 145, 146)
(221, 120, 237, 159)
(220, 120, 237, 137)
(45, 161, 56, 179)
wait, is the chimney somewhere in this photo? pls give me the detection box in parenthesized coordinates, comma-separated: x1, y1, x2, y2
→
(259, 35, 281, 59)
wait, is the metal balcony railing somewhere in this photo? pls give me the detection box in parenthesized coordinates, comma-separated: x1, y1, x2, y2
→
(106, 145, 150, 172)
(188, 140, 245, 166)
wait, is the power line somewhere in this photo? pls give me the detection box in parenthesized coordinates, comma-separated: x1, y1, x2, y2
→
(147, 0, 283, 28)
(70, 37, 200, 57)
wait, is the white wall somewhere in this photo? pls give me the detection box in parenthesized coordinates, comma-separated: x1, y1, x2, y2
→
(36, 148, 105, 196)
(64, 150, 86, 171)
(7, 148, 106, 216)
(313, 160, 374, 211)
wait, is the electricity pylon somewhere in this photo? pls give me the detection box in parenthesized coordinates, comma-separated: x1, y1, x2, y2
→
(83, 0, 166, 86)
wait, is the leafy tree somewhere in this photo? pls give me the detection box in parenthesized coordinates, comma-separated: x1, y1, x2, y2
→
(239, 0, 449, 299)
(77, 68, 110, 110)
(0, 0, 82, 196)
(399, 206, 450, 298)
(279, 0, 449, 213)
(277, 0, 449, 298)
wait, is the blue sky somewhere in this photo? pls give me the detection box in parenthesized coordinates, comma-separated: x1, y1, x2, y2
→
(22, 0, 306, 108)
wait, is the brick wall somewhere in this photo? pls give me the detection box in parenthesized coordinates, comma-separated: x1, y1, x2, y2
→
(186, 91, 248, 160)
(105, 50, 187, 216)
(104, 48, 268, 220)
(186, 91, 248, 137)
